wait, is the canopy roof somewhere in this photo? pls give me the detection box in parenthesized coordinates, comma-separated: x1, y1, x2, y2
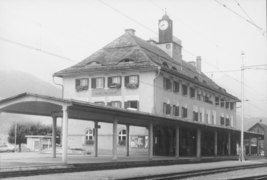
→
(0, 93, 260, 138)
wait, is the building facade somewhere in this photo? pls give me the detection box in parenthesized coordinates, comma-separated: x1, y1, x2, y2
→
(54, 14, 239, 156)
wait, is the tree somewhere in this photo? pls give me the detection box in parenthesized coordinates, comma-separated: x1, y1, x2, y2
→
(8, 122, 61, 152)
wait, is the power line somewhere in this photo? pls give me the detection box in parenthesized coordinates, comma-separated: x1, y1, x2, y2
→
(0, 36, 75, 62)
(214, 0, 266, 36)
(97, 0, 266, 101)
(233, 0, 256, 25)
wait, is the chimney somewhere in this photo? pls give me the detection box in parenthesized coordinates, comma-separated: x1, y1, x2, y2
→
(196, 56, 202, 73)
(125, 29, 135, 35)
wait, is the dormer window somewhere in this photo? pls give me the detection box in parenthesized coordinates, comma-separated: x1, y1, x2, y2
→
(125, 75, 139, 89)
(119, 58, 135, 64)
(108, 76, 121, 89)
(75, 78, 89, 92)
(172, 66, 177, 71)
(162, 62, 169, 68)
(87, 61, 101, 66)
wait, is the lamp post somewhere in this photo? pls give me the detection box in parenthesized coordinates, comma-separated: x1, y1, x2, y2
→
(240, 51, 245, 162)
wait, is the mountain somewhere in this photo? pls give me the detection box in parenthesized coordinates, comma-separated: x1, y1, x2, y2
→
(0, 69, 61, 99)
(236, 115, 267, 131)
(0, 69, 61, 144)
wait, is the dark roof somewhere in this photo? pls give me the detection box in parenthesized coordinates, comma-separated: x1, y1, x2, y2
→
(0, 92, 255, 135)
(54, 32, 238, 100)
(248, 122, 267, 131)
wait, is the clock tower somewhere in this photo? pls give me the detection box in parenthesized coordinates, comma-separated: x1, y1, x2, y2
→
(158, 14, 173, 43)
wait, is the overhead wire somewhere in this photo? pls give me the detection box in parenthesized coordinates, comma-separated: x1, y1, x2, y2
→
(214, 0, 266, 36)
(0, 36, 75, 62)
(97, 0, 267, 101)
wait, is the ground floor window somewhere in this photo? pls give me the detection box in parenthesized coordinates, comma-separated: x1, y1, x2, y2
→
(118, 129, 127, 146)
(85, 128, 94, 145)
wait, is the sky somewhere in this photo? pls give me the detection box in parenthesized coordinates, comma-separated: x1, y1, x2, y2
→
(0, 0, 266, 118)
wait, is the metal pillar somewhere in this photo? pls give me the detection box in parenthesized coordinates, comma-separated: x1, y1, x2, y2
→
(249, 136, 252, 156)
(94, 121, 98, 157)
(62, 105, 69, 164)
(112, 119, 118, 160)
(240, 51, 245, 161)
(257, 137, 260, 156)
(52, 116, 57, 158)
(126, 125, 130, 157)
(214, 131, 218, 156)
(196, 128, 201, 158)
(228, 132, 231, 156)
(149, 123, 153, 160)
(175, 126, 180, 158)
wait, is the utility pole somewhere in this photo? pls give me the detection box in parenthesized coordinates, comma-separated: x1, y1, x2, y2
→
(240, 51, 245, 162)
(14, 122, 17, 152)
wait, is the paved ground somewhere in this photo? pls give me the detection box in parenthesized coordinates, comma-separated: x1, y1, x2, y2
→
(2, 160, 267, 180)
(0, 152, 266, 179)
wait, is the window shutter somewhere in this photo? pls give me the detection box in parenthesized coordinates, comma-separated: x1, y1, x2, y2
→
(124, 101, 129, 109)
(102, 78, 105, 88)
(136, 75, 140, 88)
(125, 76, 129, 87)
(75, 79, 80, 90)
(163, 103, 166, 114)
(91, 78, 96, 89)
(108, 77, 112, 87)
(136, 101, 139, 110)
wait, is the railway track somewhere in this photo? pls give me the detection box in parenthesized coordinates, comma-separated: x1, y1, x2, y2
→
(0, 161, 267, 179)
(124, 163, 267, 180)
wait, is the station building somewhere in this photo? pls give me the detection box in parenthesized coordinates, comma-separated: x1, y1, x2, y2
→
(53, 14, 240, 157)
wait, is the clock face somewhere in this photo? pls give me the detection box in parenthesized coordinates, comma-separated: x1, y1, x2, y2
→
(159, 20, 169, 30)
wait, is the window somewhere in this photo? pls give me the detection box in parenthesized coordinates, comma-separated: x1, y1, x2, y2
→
(220, 116, 225, 125)
(94, 101, 105, 106)
(173, 81, 179, 93)
(91, 77, 105, 89)
(182, 107, 187, 118)
(108, 76, 121, 88)
(85, 128, 94, 145)
(230, 102, 234, 110)
(125, 100, 139, 110)
(213, 111, 217, 125)
(205, 113, 209, 123)
(211, 114, 214, 124)
(163, 103, 171, 115)
(215, 96, 220, 106)
(125, 75, 139, 89)
(182, 84, 188, 96)
(163, 78, 172, 90)
(197, 90, 202, 101)
(193, 111, 198, 121)
(225, 118, 230, 126)
(173, 105, 179, 116)
(226, 101, 229, 109)
(220, 98, 225, 107)
(118, 129, 127, 146)
(75, 78, 89, 91)
(199, 112, 203, 122)
(190, 87, 195, 98)
(108, 101, 121, 108)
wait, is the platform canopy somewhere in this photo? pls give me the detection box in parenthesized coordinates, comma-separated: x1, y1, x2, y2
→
(0, 92, 264, 136)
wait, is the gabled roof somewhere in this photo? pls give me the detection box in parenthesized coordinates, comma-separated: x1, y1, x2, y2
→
(248, 122, 267, 131)
(54, 32, 239, 100)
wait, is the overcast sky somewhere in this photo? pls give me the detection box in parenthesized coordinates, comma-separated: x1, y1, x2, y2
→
(0, 0, 266, 118)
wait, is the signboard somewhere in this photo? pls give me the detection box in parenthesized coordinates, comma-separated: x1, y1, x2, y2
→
(91, 89, 121, 97)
